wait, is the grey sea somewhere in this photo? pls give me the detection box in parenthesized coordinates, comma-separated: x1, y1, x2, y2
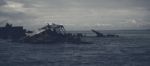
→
(0, 30, 150, 66)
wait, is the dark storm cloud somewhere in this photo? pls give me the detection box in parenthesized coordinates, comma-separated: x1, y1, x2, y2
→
(0, 0, 150, 30)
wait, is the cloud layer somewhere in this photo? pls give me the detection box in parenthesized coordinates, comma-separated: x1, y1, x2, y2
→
(0, 0, 150, 30)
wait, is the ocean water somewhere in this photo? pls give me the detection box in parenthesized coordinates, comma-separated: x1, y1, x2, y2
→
(0, 30, 150, 66)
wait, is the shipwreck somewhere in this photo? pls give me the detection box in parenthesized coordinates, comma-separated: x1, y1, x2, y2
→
(21, 23, 90, 44)
(0, 23, 90, 44)
(0, 22, 119, 44)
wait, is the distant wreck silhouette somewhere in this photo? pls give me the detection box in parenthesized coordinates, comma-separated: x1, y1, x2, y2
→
(0, 23, 119, 44)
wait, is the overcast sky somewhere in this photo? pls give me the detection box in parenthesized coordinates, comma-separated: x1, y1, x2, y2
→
(0, 0, 150, 30)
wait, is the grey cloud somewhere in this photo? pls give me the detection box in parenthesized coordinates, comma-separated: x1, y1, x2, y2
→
(0, 0, 6, 6)
(0, 0, 150, 30)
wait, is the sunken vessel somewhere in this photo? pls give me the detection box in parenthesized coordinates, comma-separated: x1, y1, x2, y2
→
(22, 23, 89, 44)
(0, 23, 90, 44)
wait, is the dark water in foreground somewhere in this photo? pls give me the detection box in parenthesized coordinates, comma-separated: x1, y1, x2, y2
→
(0, 30, 150, 66)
